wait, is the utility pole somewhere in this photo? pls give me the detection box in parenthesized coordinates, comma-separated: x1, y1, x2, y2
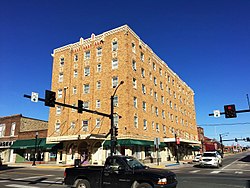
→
(175, 133, 179, 164)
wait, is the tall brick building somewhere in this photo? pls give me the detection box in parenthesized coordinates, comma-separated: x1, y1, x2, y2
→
(47, 25, 199, 164)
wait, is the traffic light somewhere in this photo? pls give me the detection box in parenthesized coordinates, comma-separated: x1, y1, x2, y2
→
(235, 138, 238, 142)
(114, 127, 118, 137)
(78, 100, 83, 113)
(246, 137, 250, 142)
(45, 90, 56, 107)
(224, 104, 237, 118)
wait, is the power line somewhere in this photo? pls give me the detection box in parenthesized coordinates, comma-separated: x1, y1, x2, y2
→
(198, 122, 250, 127)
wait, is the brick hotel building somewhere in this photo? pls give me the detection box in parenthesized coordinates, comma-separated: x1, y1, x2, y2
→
(47, 25, 199, 165)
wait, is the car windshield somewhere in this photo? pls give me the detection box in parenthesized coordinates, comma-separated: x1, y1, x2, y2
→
(203, 153, 216, 157)
(124, 157, 145, 169)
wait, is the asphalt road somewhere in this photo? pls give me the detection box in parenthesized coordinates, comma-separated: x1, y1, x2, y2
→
(172, 151, 250, 188)
(0, 152, 249, 188)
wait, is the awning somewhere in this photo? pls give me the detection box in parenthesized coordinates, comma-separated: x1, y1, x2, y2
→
(10, 138, 57, 150)
(103, 139, 166, 147)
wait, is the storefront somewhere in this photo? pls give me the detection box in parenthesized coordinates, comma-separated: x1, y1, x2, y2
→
(10, 138, 59, 163)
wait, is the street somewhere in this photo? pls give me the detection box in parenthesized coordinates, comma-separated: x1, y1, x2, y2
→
(0, 152, 249, 188)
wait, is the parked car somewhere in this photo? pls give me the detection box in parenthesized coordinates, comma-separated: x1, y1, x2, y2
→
(193, 153, 202, 162)
(199, 151, 222, 168)
(64, 155, 178, 188)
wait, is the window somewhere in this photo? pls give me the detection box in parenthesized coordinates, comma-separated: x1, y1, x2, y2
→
(96, 100, 101, 108)
(150, 88, 153, 96)
(156, 123, 159, 132)
(58, 89, 63, 98)
(0, 124, 5, 137)
(161, 96, 164, 104)
(143, 119, 147, 130)
(70, 122, 75, 129)
(74, 70, 78, 78)
(113, 95, 118, 106)
(134, 115, 138, 128)
(141, 68, 145, 77)
(132, 60, 136, 71)
(97, 47, 102, 56)
(10, 122, 15, 136)
(60, 57, 64, 66)
(133, 97, 137, 108)
(140, 52, 144, 62)
(55, 122, 60, 132)
(74, 54, 78, 61)
(84, 84, 90, 94)
(97, 81, 101, 90)
(56, 106, 61, 115)
(155, 107, 158, 116)
(154, 92, 158, 101)
(132, 42, 136, 53)
(133, 78, 137, 89)
(96, 118, 101, 128)
(59, 73, 63, 82)
(153, 62, 156, 70)
(97, 64, 102, 72)
(72, 103, 76, 112)
(112, 58, 118, 69)
(162, 110, 165, 119)
(112, 41, 118, 51)
(152, 121, 155, 130)
(142, 101, 146, 111)
(83, 101, 89, 109)
(142, 84, 146, 94)
(160, 82, 163, 90)
(73, 86, 77, 95)
(114, 115, 119, 127)
(159, 68, 162, 76)
(82, 120, 89, 131)
(112, 76, 118, 88)
(84, 67, 90, 76)
(84, 50, 90, 59)
(163, 125, 166, 134)
(154, 77, 157, 85)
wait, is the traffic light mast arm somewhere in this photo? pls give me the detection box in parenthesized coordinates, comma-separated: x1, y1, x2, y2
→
(209, 109, 250, 116)
(24, 94, 111, 118)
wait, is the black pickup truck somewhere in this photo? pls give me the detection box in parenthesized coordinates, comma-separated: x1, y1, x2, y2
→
(64, 155, 177, 188)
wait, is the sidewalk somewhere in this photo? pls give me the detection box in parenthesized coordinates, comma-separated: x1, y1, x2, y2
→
(2, 159, 193, 170)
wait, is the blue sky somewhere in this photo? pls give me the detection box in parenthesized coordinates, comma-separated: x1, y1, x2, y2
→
(0, 0, 249, 146)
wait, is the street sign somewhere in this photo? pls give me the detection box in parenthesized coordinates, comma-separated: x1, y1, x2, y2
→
(154, 137, 160, 148)
(31, 92, 39, 102)
(213, 110, 221, 118)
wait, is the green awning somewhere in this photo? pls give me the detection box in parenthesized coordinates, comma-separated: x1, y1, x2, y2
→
(103, 139, 166, 147)
(10, 138, 57, 150)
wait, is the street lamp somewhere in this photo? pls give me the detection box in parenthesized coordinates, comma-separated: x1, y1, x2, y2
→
(32, 132, 38, 166)
(110, 81, 124, 156)
(219, 132, 229, 157)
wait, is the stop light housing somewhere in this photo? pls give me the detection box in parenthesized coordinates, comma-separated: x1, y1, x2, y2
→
(45, 90, 56, 107)
(235, 138, 238, 142)
(224, 104, 237, 118)
(78, 100, 83, 113)
(246, 137, 250, 142)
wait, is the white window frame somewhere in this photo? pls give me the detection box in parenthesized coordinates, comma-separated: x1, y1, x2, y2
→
(112, 41, 118, 51)
(84, 67, 90, 76)
(97, 47, 102, 57)
(84, 84, 90, 94)
(97, 64, 102, 72)
(96, 100, 101, 108)
(82, 120, 89, 131)
(10, 122, 16, 136)
(112, 59, 118, 69)
(58, 89, 63, 99)
(84, 50, 90, 59)
(59, 73, 63, 82)
(133, 97, 137, 108)
(112, 77, 118, 88)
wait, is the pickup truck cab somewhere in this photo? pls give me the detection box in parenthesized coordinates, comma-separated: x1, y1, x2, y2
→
(64, 155, 177, 188)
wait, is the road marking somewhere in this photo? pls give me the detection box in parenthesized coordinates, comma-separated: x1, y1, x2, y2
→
(235, 171, 243, 174)
(6, 184, 39, 188)
(190, 170, 200, 173)
(15, 174, 53, 180)
(221, 157, 240, 170)
(0, 180, 10, 183)
(40, 180, 63, 184)
(210, 170, 221, 174)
